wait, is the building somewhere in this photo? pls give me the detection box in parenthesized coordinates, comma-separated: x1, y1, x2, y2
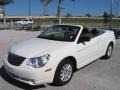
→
(0, 5, 3, 17)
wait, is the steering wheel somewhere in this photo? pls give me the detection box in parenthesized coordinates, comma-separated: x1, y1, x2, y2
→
(64, 31, 74, 40)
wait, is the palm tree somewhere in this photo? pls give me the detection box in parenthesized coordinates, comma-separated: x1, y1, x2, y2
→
(0, 0, 13, 24)
(57, 0, 75, 24)
(41, 0, 52, 16)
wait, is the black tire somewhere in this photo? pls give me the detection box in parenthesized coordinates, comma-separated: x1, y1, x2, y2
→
(53, 59, 74, 86)
(103, 43, 113, 59)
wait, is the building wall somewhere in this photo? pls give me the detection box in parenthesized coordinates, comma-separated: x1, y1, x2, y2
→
(0, 5, 3, 17)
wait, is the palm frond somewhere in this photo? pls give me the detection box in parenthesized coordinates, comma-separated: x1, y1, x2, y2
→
(41, 0, 52, 6)
(45, 0, 52, 6)
(0, 0, 13, 5)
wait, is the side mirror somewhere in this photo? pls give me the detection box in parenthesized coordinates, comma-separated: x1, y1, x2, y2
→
(77, 34, 91, 43)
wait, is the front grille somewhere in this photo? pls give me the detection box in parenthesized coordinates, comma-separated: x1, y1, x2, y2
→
(8, 52, 25, 66)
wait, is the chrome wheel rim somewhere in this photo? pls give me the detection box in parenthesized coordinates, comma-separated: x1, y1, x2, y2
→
(107, 46, 112, 57)
(60, 64, 73, 82)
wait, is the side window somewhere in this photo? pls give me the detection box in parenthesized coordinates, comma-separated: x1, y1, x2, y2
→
(91, 28, 105, 38)
(29, 19, 32, 21)
(77, 28, 90, 43)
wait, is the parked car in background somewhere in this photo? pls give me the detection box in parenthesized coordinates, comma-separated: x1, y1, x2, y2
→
(16, 18, 33, 25)
(4, 25, 115, 86)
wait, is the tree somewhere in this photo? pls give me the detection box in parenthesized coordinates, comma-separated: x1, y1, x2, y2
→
(85, 13, 91, 17)
(0, 0, 13, 24)
(41, 0, 52, 16)
(57, 0, 75, 24)
(103, 11, 110, 24)
(65, 12, 72, 17)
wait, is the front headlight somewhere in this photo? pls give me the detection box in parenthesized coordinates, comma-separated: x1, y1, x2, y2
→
(26, 54, 50, 68)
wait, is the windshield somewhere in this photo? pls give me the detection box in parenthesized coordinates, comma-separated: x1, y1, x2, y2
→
(37, 25, 80, 42)
(22, 19, 28, 21)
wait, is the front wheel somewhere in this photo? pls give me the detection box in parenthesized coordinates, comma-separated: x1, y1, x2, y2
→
(53, 59, 74, 86)
(103, 43, 113, 59)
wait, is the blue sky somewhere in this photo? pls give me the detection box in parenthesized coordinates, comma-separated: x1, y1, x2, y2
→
(5, 0, 120, 16)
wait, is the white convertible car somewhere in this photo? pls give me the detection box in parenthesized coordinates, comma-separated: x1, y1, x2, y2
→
(4, 25, 115, 86)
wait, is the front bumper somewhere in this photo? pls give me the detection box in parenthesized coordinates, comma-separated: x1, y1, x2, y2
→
(3, 58, 54, 86)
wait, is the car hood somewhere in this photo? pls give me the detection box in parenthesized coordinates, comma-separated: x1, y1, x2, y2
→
(16, 21, 22, 23)
(10, 38, 71, 58)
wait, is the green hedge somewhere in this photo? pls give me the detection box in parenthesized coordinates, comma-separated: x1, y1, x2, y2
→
(33, 17, 120, 25)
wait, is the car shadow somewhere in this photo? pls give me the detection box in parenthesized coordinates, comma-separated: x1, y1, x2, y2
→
(0, 66, 46, 90)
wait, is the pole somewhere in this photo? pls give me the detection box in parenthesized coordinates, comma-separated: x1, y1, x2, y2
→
(29, 0, 31, 17)
(43, 1, 46, 16)
(115, 0, 118, 17)
(58, 0, 62, 24)
(109, 0, 113, 30)
(59, 4, 62, 24)
(2, 5, 6, 24)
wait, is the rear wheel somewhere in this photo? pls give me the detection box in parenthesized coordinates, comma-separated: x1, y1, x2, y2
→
(53, 59, 74, 86)
(103, 43, 113, 59)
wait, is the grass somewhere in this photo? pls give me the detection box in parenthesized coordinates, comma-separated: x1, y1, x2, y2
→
(33, 17, 120, 25)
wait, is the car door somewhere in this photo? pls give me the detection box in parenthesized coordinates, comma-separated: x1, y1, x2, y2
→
(90, 29, 107, 56)
(77, 28, 100, 68)
(22, 19, 27, 24)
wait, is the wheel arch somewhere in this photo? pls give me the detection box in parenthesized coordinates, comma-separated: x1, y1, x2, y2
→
(53, 56, 77, 85)
(61, 56, 77, 72)
(109, 41, 114, 47)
